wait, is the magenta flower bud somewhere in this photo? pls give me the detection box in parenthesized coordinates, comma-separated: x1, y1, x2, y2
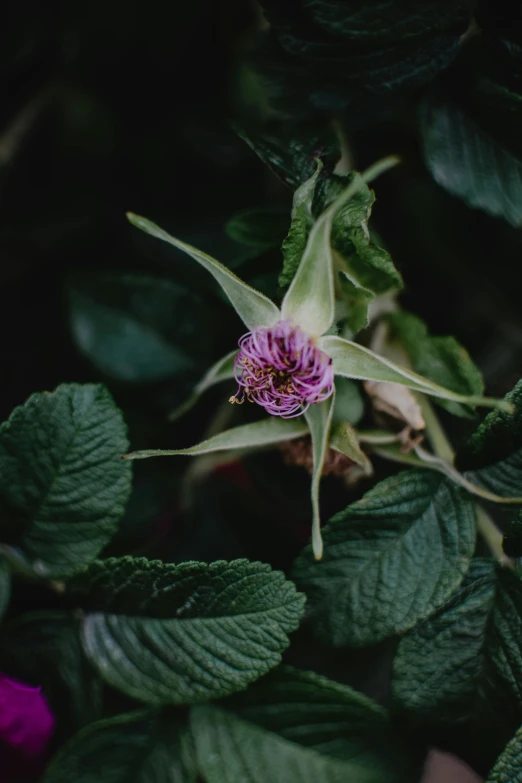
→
(0, 673, 55, 779)
(230, 319, 334, 418)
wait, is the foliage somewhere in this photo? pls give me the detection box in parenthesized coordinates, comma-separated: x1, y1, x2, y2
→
(3, 1, 522, 781)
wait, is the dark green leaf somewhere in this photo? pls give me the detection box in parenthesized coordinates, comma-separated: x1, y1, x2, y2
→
(458, 379, 522, 497)
(42, 709, 196, 783)
(224, 666, 423, 775)
(225, 207, 289, 250)
(71, 556, 305, 705)
(0, 611, 102, 738)
(293, 471, 476, 646)
(392, 559, 522, 746)
(68, 272, 217, 383)
(192, 703, 419, 783)
(301, 0, 469, 44)
(488, 724, 522, 783)
(388, 311, 484, 417)
(0, 384, 132, 578)
(0, 557, 10, 621)
(420, 95, 522, 227)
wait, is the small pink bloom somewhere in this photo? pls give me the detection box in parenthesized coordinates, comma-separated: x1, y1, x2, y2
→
(230, 319, 334, 418)
(0, 674, 54, 781)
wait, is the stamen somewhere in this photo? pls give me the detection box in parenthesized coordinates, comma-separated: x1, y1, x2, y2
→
(230, 319, 334, 418)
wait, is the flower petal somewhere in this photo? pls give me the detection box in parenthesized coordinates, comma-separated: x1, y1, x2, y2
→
(0, 674, 54, 757)
(127, 214, 280, 330)
(124, 417, 309, 460)
(281, 156, 399, 337)
(168, 350, 238, 421)
(304, 393, 336, 560)
(321, 335, 513, 413)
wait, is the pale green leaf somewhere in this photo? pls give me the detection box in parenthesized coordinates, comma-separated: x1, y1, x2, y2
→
(127, 214, 281, 330)
(72, 557, 305, 705)
(321, 335, 511, 412)
(332, 377, 364, 425)
(293, 471, 476, 646)
(281, 157, 399, 336)
(42, 710, 196, 783)
(125, 417, 308, 460)
(192, 704, 419, 783)
(0, 384, 132, 578)
(330, 422, 372, 472)
(388, 311, 484, 417)
(168, 350, 238, 422)
(305, 395, 336, 560)
(488, 725, 522, 783)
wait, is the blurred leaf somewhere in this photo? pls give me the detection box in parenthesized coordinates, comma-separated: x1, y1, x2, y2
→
(68, 271, 217, 383)
(191, 702, 419, 783)
(0, 384, 132, 578)
(224, 666, 422, 775)
(128, 214, 280, 330)
(42, 709, 196, 783)
(420, 95, 522, 227)
(293, 471, 476, 646)
(71, 557, 305, 705)
(459, 380, 522, 497)
(332, 377, 364, 425)
(488, 724, 522, 783)
(300, 0, 469, 44)
(393, 559, 522, 748)
(0, 557, 10, 621)
(0, 611, 102, 739)
(388, 311, 484, 417)
(225, 207, 289, 250)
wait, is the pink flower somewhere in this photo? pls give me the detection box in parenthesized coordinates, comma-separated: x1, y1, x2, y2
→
(0, 674, 54, 782)
(230, 320, 334, 418)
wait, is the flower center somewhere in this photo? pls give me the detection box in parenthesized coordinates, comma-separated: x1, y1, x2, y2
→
(229, 319, 334, 418)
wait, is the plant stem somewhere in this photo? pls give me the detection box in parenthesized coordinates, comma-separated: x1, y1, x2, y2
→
(415, 394, 455, 462)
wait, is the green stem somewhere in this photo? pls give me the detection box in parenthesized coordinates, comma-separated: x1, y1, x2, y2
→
(415, 394, 455, 463)
(476, 506, 512, 566)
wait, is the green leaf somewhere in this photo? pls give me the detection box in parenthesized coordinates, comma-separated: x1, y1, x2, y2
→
(420, 96, 522, 227)
(0, 384, 132, 578)
(459, 380, 522, 497)
(225, 207, 289, 250)
(0, 611, 102, 738)
(392, 560, 522, 746)
(330, 422, 372, 473)
(68, 272, 210, 383)
(168, 350, 238, 422)
(488, 725, 522, 783)
(71, 557, 305, 705)
(191, 703, 419, 783)
(0, 557, 10, 621)
(125, 416, 309, 460)
(281, 157, 398, 337)
(223, 666, 422, 775)
(293, 471, 476, 646)
(127, 214, 280, 330)
(503, 511, 522, 558)
(305, 395, 336, 560)
(388, 311, 484, 417)
(321, 335, 511, 412)
(279, 163, 322, 289)
(42, 709, 196, 783)
(332, 377, 364, 425)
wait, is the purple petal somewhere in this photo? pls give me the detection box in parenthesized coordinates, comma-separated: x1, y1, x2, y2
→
(0, 674, 54, 757)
